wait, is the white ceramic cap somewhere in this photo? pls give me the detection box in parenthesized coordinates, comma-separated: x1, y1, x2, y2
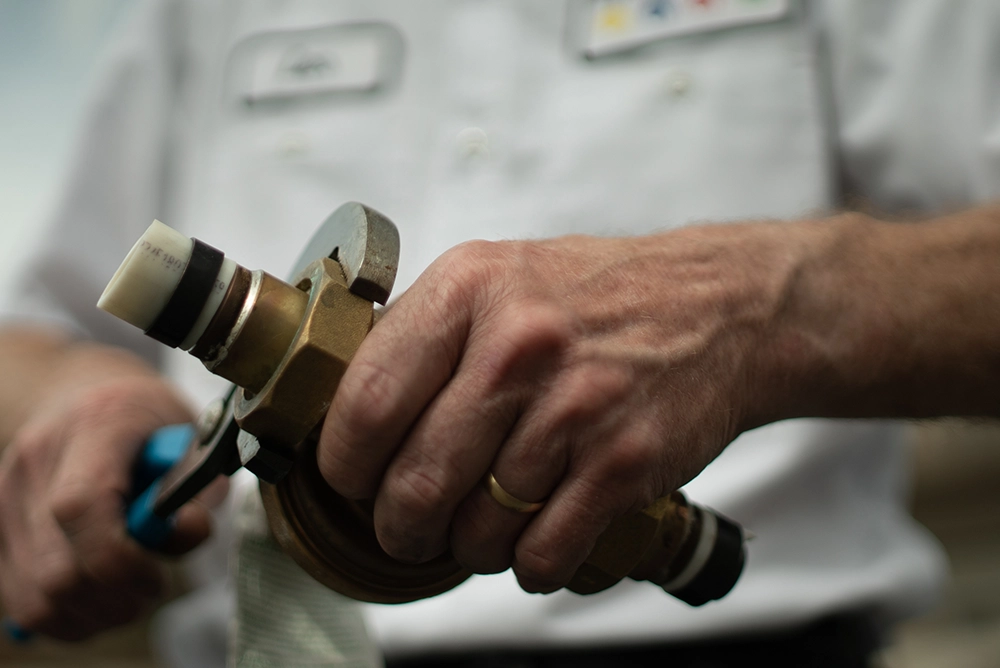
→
(98, 220, 236, 350)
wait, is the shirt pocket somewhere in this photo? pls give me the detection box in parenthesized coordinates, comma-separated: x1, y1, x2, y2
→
(199, 20, 422, 267)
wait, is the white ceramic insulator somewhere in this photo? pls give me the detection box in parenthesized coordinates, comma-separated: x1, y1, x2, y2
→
(98, 220, 237, 350)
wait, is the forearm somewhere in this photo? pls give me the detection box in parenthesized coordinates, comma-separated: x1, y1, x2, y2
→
(758, 206, 1000, 423)
(0, 327, 165, 446)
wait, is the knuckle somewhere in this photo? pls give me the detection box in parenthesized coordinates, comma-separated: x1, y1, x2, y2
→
(581, 437, 659, 514)
(48, 484, 99, 530)
(1, 427, 49, 482)
(375, 455, 461, 562)
(553, 365, 631, 426)
(337, 360, 404, 436)
(593, 439, 656, 495)
(476, 304, 575, 387)
(444, 239, 505, 276)
(34, 553, 80, 601)
(508, 302, 576, 350)
(607, 435, 657, 481)
(385, 454, 454, 519)
(432, 240, 506, 308)
(500, 437, 553, 484)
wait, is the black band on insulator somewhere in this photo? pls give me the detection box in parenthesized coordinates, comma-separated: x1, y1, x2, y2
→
(145, 239, 225, 348)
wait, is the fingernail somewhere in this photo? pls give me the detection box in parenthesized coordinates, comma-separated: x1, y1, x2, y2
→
(517, 578, 561, 595)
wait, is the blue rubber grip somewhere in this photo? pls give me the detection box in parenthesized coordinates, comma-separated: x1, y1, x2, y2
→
(130, 423, 195, 494)
(125, 423, 196, 549)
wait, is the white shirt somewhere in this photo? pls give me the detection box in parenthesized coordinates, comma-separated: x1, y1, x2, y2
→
(7, 0, 990, 660)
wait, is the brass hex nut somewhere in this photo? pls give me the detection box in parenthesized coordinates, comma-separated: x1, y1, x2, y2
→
(235, 258, 374, 450)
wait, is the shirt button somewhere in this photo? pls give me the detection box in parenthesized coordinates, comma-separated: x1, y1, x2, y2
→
(455, 127, 490, 160)
(277, 131, 310, 157)
(665, 69, 693, 98)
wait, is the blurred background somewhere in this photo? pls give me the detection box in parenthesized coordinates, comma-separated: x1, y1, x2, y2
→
(0, 1, 998, 666)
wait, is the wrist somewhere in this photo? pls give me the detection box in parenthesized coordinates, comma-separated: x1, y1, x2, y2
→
(636, 220, 840, 436)
(739, 213, 880, 428)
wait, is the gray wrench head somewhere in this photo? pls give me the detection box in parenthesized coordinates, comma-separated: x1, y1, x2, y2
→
(291, 202, 400, 305)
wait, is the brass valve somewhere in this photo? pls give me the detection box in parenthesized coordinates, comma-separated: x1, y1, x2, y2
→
(100, 203, 746, 606)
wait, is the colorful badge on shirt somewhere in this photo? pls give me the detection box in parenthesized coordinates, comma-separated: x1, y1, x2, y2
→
(576, 0, 790, 57)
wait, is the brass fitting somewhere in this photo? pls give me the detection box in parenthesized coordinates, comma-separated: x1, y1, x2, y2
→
(103, 206, 745, 607)
(213, 257, 742, 607)
(233, 259, 374, 451)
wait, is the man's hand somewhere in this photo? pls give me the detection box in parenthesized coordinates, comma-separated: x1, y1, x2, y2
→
(0, 334, 212, 640)
(317, 223, 802, 593)
(318, 205, 1000, 594)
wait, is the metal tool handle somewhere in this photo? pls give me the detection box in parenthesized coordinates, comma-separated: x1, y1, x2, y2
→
(3, 424, 195, 643)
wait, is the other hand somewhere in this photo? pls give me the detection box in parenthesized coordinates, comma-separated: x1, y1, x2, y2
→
(0, 368, 209, 640)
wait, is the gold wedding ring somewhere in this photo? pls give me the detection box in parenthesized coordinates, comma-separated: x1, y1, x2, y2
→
(483, 472, 546, 513)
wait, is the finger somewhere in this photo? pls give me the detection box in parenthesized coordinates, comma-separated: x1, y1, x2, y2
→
(6, 502, 156, 641)
(155, 477, 226, 556)
(449, 484, 535, 575)
(47, 391, 189, 593)
(0, 447, 99, 640)
(511, 425, 660, 594)
(319, 284, 469, 500)
(371, 302, 572, 563)
(451, 361, 630, 575)
(510, 477, 619, 593)
(27, 571, 150, 641)
(370, 364, 517, 563)
(195, 475, 230, 509)
(449, 413, 568, 574)
(53, 389, 189, 503)
(158, 502, 213, 556)
(50, 488, 163, 598)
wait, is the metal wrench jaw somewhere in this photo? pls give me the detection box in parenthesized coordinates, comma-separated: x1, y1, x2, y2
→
(237, 431, 294, 484)
(150, 390, 243, 518)
(297, 202, 400, 305)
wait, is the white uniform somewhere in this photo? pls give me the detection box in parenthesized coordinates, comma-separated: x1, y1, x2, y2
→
(8, 0, 996, 661)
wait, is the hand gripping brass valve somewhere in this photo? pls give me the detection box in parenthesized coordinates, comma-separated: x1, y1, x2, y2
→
(98, 203, 746, 606)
